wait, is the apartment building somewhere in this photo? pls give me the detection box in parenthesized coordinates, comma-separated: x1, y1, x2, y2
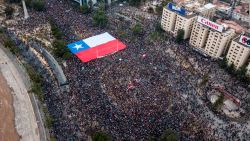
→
(204, 29, 235, 58)
(161, 3, 197, 39)
(196, 3, 217, 18)
(189, 22, 210, 49)
(173, 14, 196, 39)
(161, 7, 177, 33)
(161, 2, 218, 40)
(189, 16, 237, 58)
(226, 36, 250, 69)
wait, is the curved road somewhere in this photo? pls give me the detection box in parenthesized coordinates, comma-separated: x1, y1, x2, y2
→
(0, 45, 40, 141)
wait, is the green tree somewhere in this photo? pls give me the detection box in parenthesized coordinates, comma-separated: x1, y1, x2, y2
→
(52, 40, 70, 59)
(32, 0, 45, 11)
(93, 10, 108, 28)
(227, 63, 236, 75)
(155, 5, 163, 15)
(50, 20, 63, 39)
(3, 38, 20, 54)
(199, 73, 209, 87)
(148, 136, 158, 141)
(148, 7, 154, 13)
(79, 4, 90, 14)
(25, 0, 33, 8)
(128, 0, 142, 7)
(160, 129, 179, 141)
(45, 115, 55, 128)
(92, 131, 111, 141)
(4, 38, 15, 48)
(5, 6, 14, 18)
(155, 0, 172, 15)
(212, 94, 224, 110)
(218, 57, 228, 68)
(131, 23, 143, 35)
(50, 137, 57, 141)
(6, 0, 21, 3)
(176, 29, 184, 43)
(235, 65, 249, 82)
(62, 52, 71, 60)
(155, 22, 164, 33)
(149, 31, 161, 42)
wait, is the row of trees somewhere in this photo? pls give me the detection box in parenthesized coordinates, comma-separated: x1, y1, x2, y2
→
(25, 64, 55, 129)
(219, 58, 250, 83)
(4, 6, 15, 19)
(3, 37, 20, 55)
(6, 0, 45, 11)
(79, 0, 107, 14)
(49, 20, 71, 60)
(25, 0, 45, 11)
(176, 29, 185, 43)
(93, 9, 108, 27)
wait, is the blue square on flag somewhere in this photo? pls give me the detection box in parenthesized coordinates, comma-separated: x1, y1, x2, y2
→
(67, 40, 90, 54)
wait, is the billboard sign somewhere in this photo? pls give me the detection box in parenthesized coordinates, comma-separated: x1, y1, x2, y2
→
(197, 16, 224, 32)
(239, 35, 250, 47)
(167, 3, 186, 16)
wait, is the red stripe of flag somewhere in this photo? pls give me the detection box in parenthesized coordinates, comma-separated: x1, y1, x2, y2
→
(76, 39, 126, 62)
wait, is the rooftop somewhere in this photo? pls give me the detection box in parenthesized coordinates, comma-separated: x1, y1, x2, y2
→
(216, 19, 244, 34)
(204, 3, 216, 9)
(197, 3, 216, 14)
(165, 4, 197, 19)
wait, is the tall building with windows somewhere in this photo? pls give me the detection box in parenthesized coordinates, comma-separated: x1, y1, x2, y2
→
(189, 22, 210, 49)
(196, 3, 217, 18)
(161, 2, 217, 40)
(161, 7, 177, 33)
(226, 35, 250, 70)
(189, 16, 238, 58)
(173, 14, 197, 39)
(161, 3, 197, 39)
(204, 29, 235, 58)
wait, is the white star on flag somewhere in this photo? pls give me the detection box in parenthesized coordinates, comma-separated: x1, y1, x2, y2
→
(73, 44, 83, 50)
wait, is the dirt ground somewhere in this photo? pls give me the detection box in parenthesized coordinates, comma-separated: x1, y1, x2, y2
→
(0, 72, 20, 141)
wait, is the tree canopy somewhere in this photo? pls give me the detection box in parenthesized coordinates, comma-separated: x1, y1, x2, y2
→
(176, 29, 184, 43)
(32, 0, 45, 11)
(25, 0, 45, 11)
(52, 40, 71, 59)
(131, 23, 143, 35)
(160, 129, 179, 141)
(92, 131, 111, 141)
(127, 0, 142, 7)
(5, 6, 14, 18)
(93, 10, 108, 28)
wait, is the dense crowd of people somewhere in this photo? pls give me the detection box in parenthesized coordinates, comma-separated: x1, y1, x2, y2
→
(3, 0, 250, 140)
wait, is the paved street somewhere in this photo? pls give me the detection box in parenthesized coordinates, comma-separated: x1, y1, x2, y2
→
(0, 45, 40, 141)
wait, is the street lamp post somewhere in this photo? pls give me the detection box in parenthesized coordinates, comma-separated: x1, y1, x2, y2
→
(22, 0, 29, 19)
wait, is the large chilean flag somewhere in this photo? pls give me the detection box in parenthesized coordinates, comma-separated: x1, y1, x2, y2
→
(67, 32, 126, 62)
